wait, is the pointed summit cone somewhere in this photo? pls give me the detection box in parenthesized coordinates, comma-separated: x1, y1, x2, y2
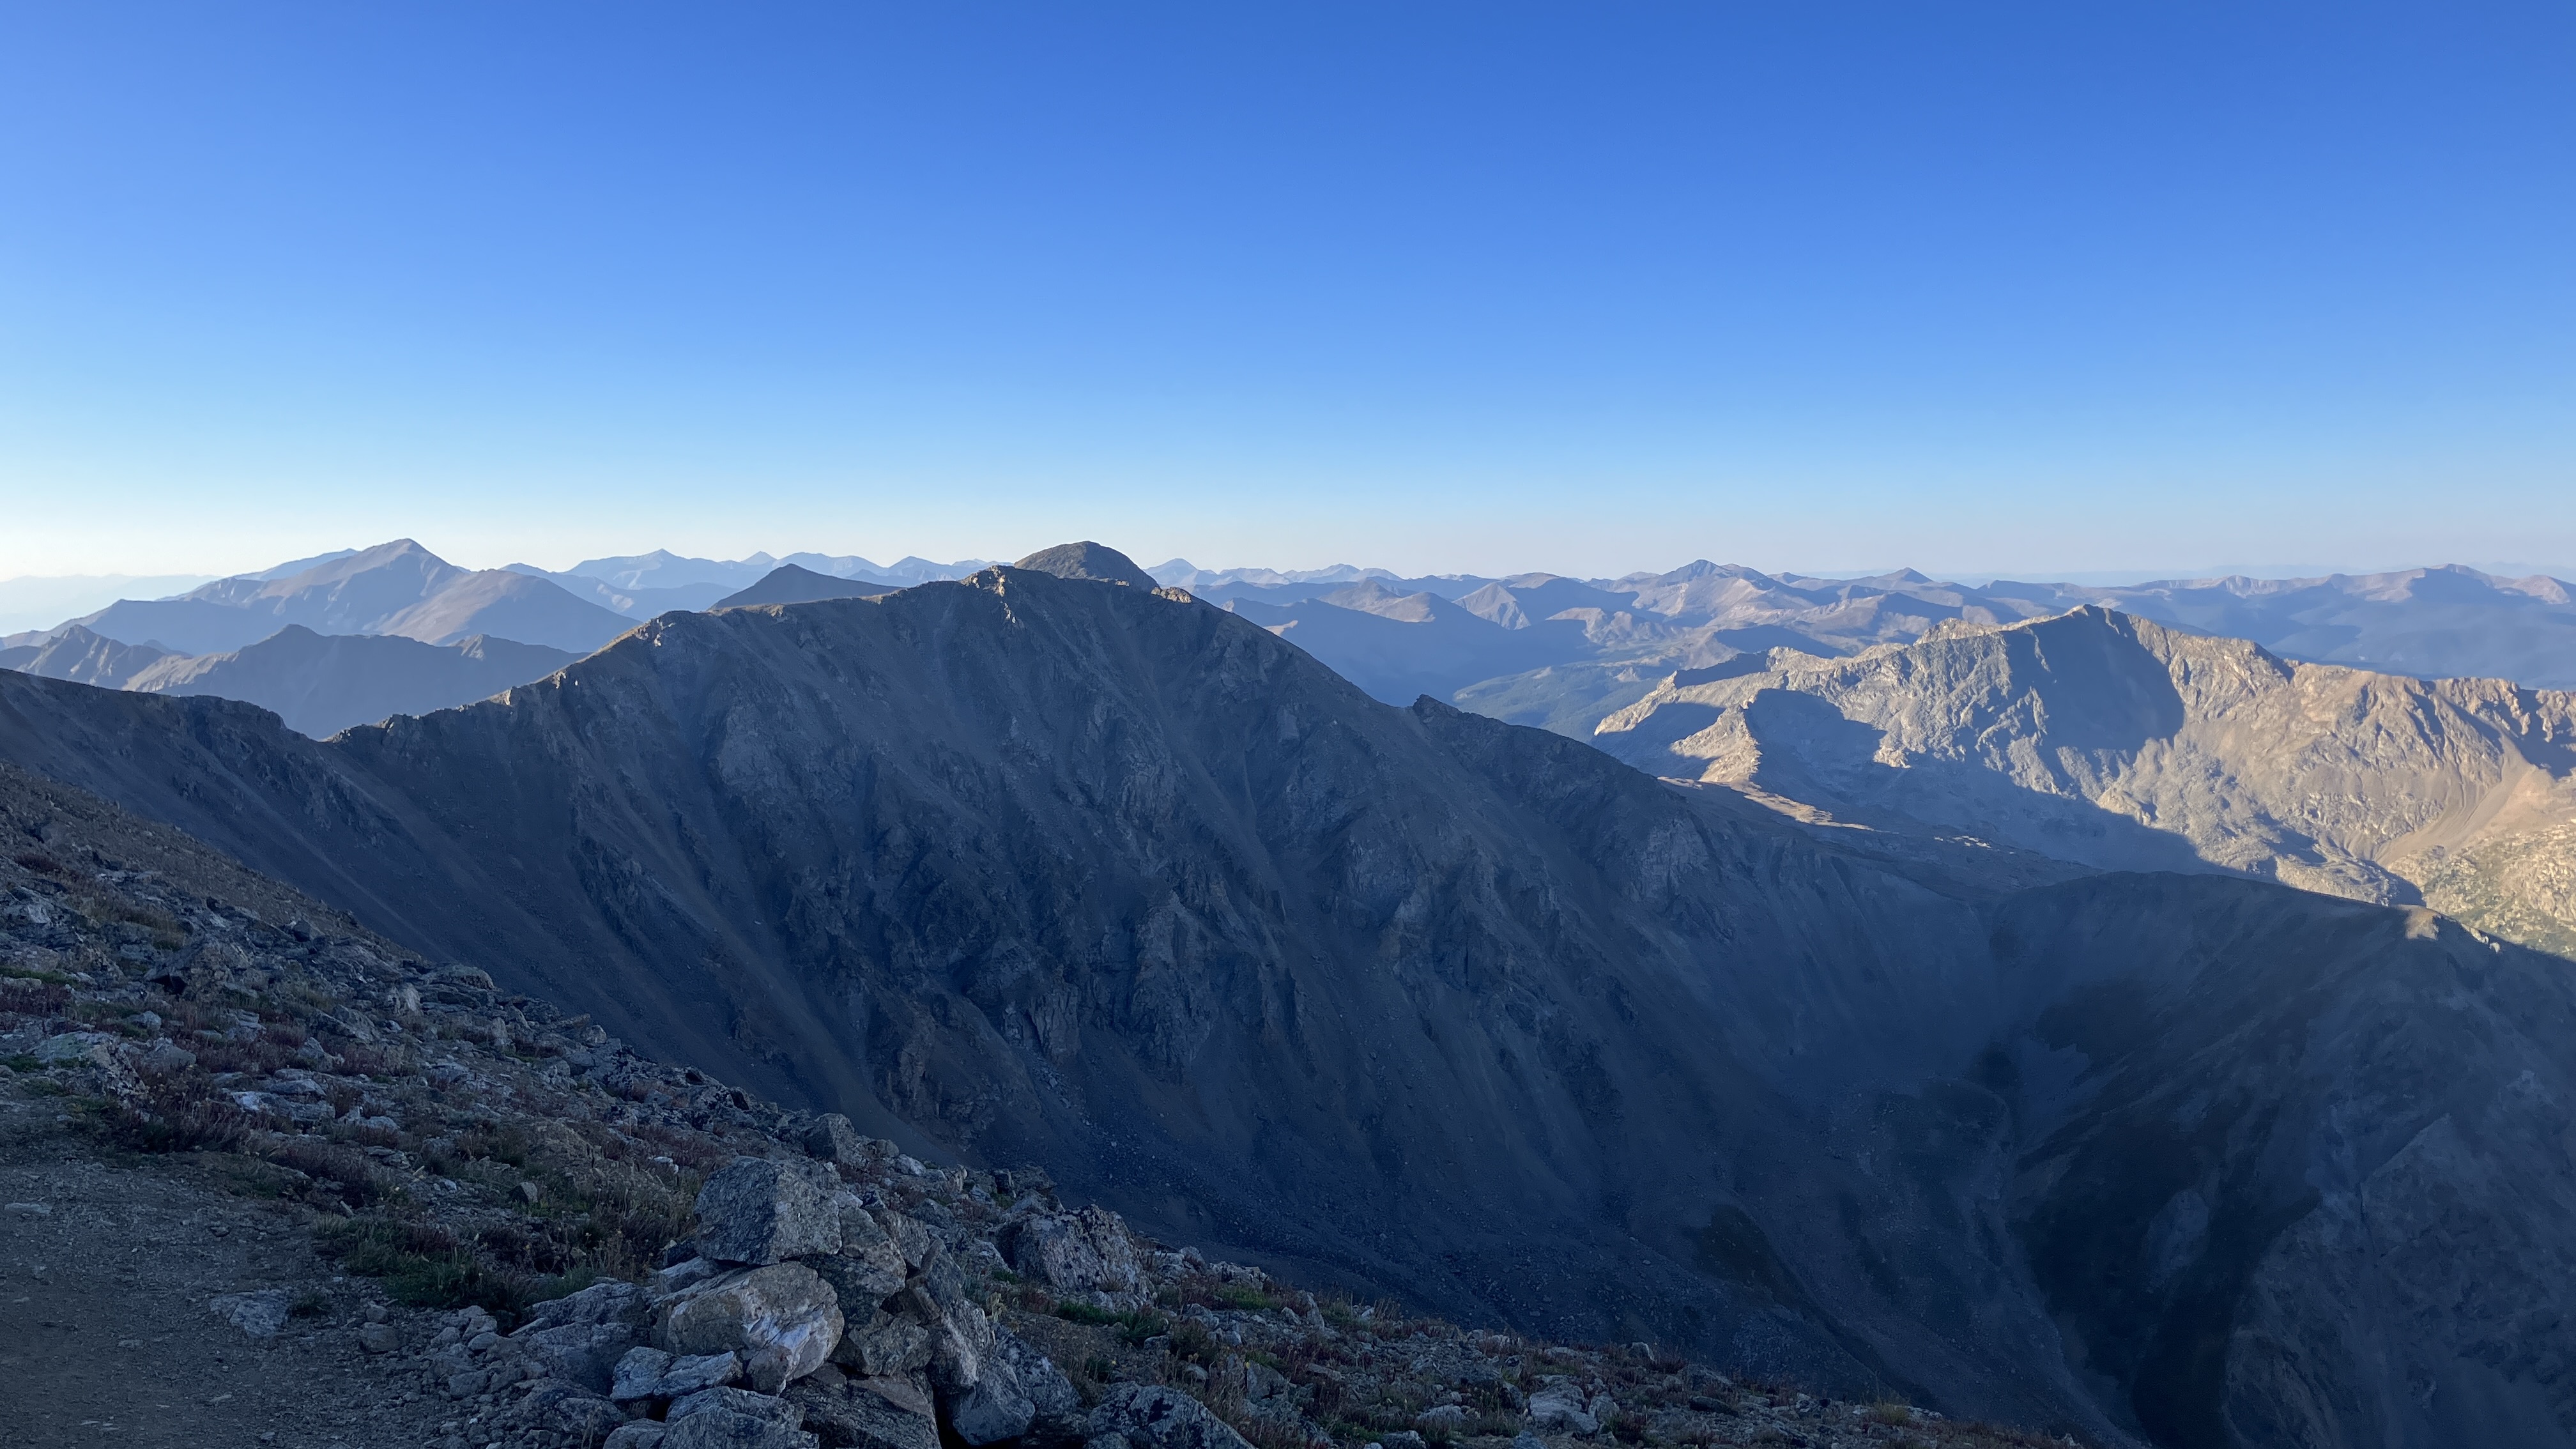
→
(1009, 542, 1158, 590)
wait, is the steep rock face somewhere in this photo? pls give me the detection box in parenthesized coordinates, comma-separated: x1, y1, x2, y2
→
(1591, 608, 2576, 956)
(0, 566, 2101, 1427)
(12, 564, 2576, 1446)
(310, 569, 2055, 1370)
(1982, 878, 2576, 1449)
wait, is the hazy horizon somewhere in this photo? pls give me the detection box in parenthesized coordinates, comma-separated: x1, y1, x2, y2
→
(4, 4, 2569, 581)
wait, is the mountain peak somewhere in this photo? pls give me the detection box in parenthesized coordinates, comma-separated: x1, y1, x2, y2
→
(1009, 542, 1158, 590)
(715, 564, 889, 609)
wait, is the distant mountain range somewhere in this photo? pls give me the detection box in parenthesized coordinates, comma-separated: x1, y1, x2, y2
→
(510, 549, 993, 618)
(1147, 560, 2576, 733)
(1591, 606, 2576, 959)
(0, 542, 616, 735)
(10, 539, 633, 657)
(8, 544, 2574, 1448)
(7, 543, 2573, 763)
(0, 623, 580, 737)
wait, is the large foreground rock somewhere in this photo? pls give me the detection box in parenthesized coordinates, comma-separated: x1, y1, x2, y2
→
(657, 1262, 846, 1392)
(788, 1374, 942, 1449)
(1085, 1386, 1255, 1449)
(696, 1157, 843, 1266)
(510, 1280, 648, 1392)
(1002, 1209, 1142, 1294)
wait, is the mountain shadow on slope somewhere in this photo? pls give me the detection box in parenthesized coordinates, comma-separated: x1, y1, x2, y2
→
(121, 625, 581, 737)
(8, 551, 2576, 1448)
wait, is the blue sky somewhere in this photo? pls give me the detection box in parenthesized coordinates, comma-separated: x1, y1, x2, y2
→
(1, 1, 2569, 580)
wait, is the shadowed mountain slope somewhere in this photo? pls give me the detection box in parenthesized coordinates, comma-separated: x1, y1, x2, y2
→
(0, 624, 176, 688)
(6, 556, 2576, 1446)
(1591, 607, 2576, 957)
(117, 625, 579, 737)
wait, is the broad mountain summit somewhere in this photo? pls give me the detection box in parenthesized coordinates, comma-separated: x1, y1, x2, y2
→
(1010, 542, 1162, 591)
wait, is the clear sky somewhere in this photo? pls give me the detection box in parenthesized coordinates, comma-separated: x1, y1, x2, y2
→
(1, 2, 2570, 581)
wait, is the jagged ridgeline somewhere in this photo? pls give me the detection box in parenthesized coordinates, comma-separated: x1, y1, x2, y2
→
(6, 546, 2576, 1449)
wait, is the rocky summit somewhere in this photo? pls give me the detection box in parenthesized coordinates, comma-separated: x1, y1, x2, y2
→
(6, 550, 2576, 1447)
(2, 760, 2062, 1449)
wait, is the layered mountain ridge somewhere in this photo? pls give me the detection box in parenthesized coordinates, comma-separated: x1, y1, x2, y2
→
(55, 539, 633, 656)
(1592, 607, 2576, 957)
(5, 549, 2575, 1446)
(1159, 559, 2576, 735)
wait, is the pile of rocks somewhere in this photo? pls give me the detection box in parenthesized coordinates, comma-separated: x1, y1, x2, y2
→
(0, 762, 2083, 1449)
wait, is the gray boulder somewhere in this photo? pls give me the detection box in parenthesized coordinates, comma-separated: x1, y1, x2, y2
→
(208, 1289, 291, 1338)
(502, 1379, 626, 1441)
(832, 1312, 931, 1377)
(672, 1386, 804, 1430)
(853, 1372, 937, 1422)
(511, 1280, 648, 1391)
(1085, 1386, 1255, 1449)
(661, 1409, 820, 1449)
(937, 1328, 1085, 1448)
(836, 1195, 889, 1248)
(788, 1376, 942, 1449)
(882, 1213, 937, 1269)
(136, 1041, 197, 1077)
(907, 1259, 995, 1396)
(605, 1423, 668, 1449)
(1001, 1208, 1142, 1294)
(1524, 1383, 1597, 1436)
(617, 1346, 746, 1403)
(813, 1217, 909, 1311)
(696, 1156, 844, 1266)
(990, 1324, 1084, 1445)
(657, 1262, 847, 1392)
(614, 1347, 677, 1401)
(806, 1114, 899, 1169)
(947, 1368, 1036, 1446)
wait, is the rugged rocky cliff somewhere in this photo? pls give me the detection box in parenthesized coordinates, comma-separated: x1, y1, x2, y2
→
(1593, 606, 2576, 956)
(7, 558, 2576, 1447)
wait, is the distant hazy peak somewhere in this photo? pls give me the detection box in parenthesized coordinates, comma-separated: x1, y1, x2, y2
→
(249, 548, 361, 581)
(714, 564, 892, 610)
(1009, 542, 1159, 590)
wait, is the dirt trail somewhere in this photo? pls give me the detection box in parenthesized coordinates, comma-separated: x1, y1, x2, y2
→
(1, 1094, 445, 1449)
